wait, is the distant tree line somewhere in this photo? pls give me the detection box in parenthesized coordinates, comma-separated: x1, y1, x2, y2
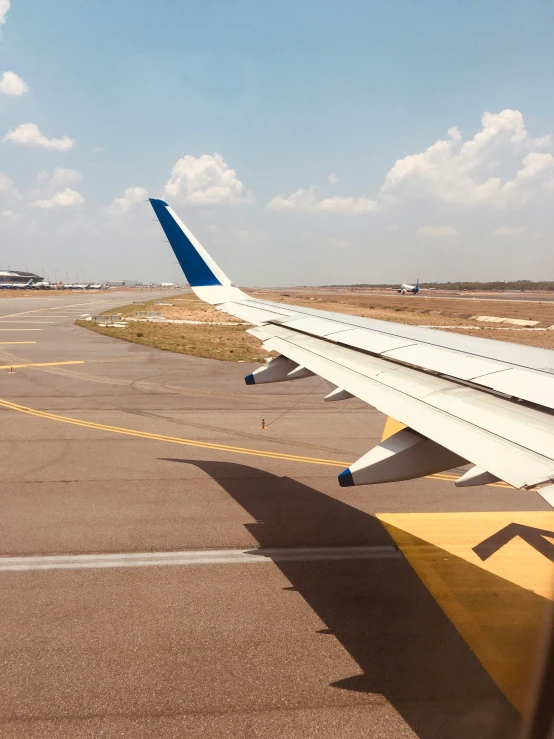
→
(325, 280, 554, 291)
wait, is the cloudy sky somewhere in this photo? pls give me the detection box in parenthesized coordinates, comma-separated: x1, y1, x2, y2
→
(0, 0, 553, 286)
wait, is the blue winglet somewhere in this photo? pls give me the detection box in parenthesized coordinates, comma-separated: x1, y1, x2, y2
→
(338, 468, 354, 487)
(149, 198, 222, 287)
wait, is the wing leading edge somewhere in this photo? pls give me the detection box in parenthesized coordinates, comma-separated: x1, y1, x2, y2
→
(149, 199, 554, 506)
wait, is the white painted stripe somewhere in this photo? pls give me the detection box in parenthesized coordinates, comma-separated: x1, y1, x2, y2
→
(0, 329, 42, 331)
(0, 320, 56, 324)
(0, 545, 400, 572)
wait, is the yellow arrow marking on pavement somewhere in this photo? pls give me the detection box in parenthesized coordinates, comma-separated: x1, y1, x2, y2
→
(381, 416, 406, 441)
(377, 511, 554, 712)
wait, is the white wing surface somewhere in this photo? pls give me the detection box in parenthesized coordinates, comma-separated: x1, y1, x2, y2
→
(149, 199, 554, 505)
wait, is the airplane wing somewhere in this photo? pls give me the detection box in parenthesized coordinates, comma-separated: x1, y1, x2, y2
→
(149, 199, 554, 506)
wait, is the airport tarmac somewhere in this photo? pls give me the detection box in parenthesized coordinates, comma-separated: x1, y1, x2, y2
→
(1, 292, 553, 739)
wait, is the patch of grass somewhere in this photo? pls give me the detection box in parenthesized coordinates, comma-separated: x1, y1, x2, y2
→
(76, 318, 272, 363)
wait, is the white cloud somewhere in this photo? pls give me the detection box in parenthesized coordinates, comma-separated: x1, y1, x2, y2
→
(0, 171, 12, 191)
(417, 225, 459, 239)
(0, 0, 10, 25)
(4, 123, 74, 151)
(0, 209, 23, 221)
(492, 226, 527, 237)
(268, 186, 317, 212)
(46, 168, 82, 191)
(268, 185, 377, 215)
(164, 153, 252, 205)
(106, 186, 148, 216)
(319, 195, 377, 214)
(268, 110, 554, 219)
(94, 146, 104, 153)
(380, 110, 554, 209)
(30, 189, 84, 209)
(0, 71, 29, 96)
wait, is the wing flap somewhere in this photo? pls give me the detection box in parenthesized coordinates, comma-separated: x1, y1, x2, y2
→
(261, 326, 554, 490)
(236, 297, 554, 412)
(472, 368, 554, 408)
(381, 344, 509, 381)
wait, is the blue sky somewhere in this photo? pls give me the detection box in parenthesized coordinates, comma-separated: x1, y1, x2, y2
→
(1, 0, 553, 285)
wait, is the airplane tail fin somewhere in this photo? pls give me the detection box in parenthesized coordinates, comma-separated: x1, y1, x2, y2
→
(149, 199, 248, 304)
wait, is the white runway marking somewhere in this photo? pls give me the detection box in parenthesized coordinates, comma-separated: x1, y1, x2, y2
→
(0, 545, 401, 572)
(0, 329, 42, 331)
(0, 302, 96, 320)
(0, 320, 56, 324)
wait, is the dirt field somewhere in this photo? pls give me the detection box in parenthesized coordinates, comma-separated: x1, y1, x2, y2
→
(78, 289, 554, 359)
(76, 294, 269, 362)
(254, 289, 554, 324)
(249, 290, 554, 349)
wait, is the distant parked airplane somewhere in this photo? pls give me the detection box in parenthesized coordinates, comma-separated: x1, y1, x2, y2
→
(31, 280, 51, 289)
(0, 279, 34, 289)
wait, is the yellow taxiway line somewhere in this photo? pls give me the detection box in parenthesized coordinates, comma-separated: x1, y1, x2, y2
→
(0, 397, 517, 488)
(0, 361, 84, 370)
(0, 398, 349, 467)
(0, 341, 37, 345)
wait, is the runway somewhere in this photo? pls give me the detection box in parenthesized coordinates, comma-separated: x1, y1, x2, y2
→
(1, 292, 552, 738)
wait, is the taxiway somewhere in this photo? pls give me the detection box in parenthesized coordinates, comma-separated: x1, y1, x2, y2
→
(0, 292, 551, 738)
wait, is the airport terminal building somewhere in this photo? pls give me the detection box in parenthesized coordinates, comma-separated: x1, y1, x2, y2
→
(0, 269, 43, 284)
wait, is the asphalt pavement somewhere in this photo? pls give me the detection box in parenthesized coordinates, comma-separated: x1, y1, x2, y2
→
(0, 291, 551, 739)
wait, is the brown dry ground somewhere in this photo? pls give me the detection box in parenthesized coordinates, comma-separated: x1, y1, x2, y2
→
(76, 293, 269, 362)
(78, 289, 554, 359)
(0, 289, 72, 298)
(251, 289, 554, 350)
